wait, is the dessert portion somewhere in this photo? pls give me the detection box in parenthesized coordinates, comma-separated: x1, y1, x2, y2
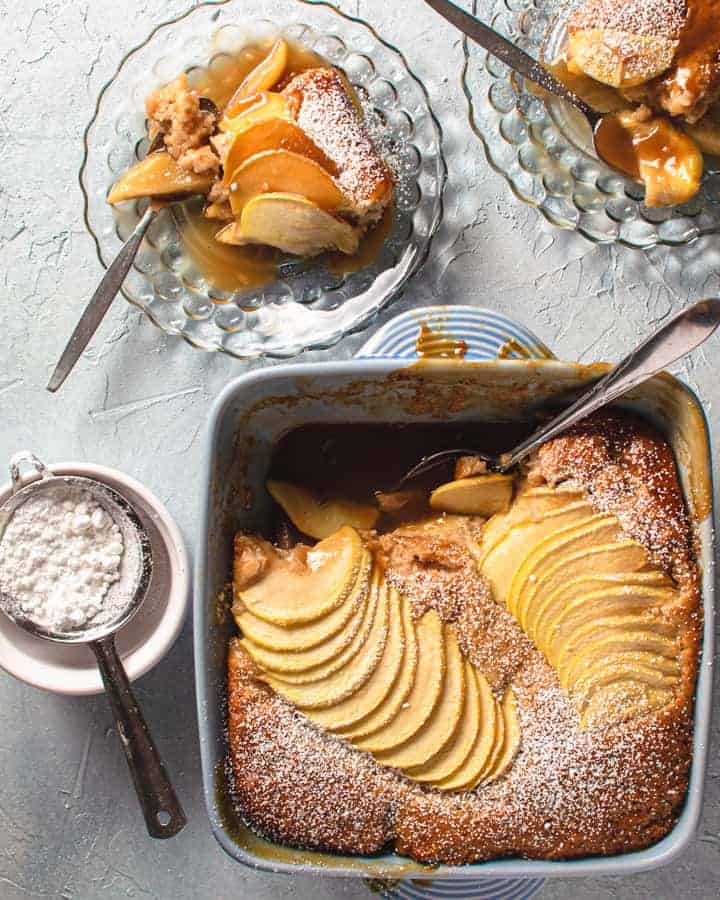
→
(226, 412, 701, 864)
(108, 38, 394, 269)
(560, 0, 720, 206)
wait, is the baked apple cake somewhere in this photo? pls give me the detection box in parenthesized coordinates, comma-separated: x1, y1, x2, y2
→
(226, 412, 701, 864)
(108, 38, 393, 269)
(556, 0, 720, 207)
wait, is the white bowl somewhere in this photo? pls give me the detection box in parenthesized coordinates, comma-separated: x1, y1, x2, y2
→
(0, 462, 190, 695)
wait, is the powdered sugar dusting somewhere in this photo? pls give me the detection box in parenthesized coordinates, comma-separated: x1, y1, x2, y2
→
(285, 68, 393, 215)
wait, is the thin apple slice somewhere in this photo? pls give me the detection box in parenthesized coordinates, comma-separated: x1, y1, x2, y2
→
(543, 583, 676, 658)
(478, 486, 584, 567)
(471, 694, 505, 786)
(240, 567, 373, 676)
(434, 669, 497, 791)
(235, 526, 366, 626)
(528, 543, 651, 649)
(354, 610, 445, 754)
(234, 554, 371, 652)
(560, 630, 679, 691)
(222, 118, 336, 186)
(527, 569, 669, 648)
(265, 573, 390, 709)
(480, 502, 596, 609)
(107, 152, 214, 203)
(581, 681, 675, 730)
(508, 515, 621, 625)
(219, 91, 291, 133)
(263, 568, 382, 685)
(225, 39, 288, 115)
(375, 625, 465, 770)
(218, 193, 359, 257)
(339, 592, 419, 739)
(430, 474, 514, 517)
(308, 587, 409, 732)
(266, 480, 378, 540)
(481, 688, 520, 784)
(406, 658, 481, 784)
(228, 150, 349, 214)
(553, 614, 677, 673)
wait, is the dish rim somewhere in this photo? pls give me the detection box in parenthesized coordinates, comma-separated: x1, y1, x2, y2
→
(194, 356, 714, 878)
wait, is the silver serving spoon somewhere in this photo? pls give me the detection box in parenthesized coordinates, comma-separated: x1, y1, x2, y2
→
(47, 98, 218, 394)
(396, 298, 720, 489)
(0, 452, 186, 838)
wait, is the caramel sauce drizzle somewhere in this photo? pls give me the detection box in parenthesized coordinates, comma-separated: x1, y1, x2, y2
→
(415, 322, 468, 359)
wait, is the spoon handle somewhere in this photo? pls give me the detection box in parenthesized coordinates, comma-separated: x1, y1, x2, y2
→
(423, 0, 595, 118)
(503, 298, 720, 470)
(47, 205, 157, 393)
(91, 636, 186, 838)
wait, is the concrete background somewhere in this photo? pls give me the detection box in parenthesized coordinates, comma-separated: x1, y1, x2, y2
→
(0, 0, 717, 897)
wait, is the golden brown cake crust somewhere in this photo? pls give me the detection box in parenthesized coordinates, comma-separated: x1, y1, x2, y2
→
(226, 412, 701, 865)
(532, 410, 696, 588)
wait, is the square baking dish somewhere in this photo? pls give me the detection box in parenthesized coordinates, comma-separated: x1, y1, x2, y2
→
(195, 351, 714, 880)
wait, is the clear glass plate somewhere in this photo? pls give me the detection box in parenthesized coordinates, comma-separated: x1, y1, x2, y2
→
(462, 0, 720, 249)
(80, 0, 445, 358)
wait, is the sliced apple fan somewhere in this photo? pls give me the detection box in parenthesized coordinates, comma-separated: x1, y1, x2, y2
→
(232, 528, 520, 792)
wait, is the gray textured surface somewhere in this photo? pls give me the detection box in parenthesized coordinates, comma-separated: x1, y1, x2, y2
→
(0, 0, 718, 898)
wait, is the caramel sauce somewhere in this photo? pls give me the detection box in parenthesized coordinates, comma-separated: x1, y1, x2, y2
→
(180, 211, 280, 292)
(594, 111, 703, 205)
(415, 322, 468, 359)
(325, 205, 394, 276)
(673, 0, 720, 101)
(180, 40, 392, 292)
(189, 41, 324, 107)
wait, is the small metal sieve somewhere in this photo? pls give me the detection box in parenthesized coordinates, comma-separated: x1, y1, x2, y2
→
(0, 452, 186, 838)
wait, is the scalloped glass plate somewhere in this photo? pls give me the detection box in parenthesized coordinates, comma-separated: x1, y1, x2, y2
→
(80, 0, 445, 358)
(462, 0, 720, 248)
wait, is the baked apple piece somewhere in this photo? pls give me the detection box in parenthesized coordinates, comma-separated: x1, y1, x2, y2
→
(227, 149, 350, 214)
(266, 479, 379, 540)
(234, 526, 368, 626)
(224, 39, 289, 115)
(107, 152, 215, 203)
(222, 119, 337, 185)
(430, 474, 514, 517)
(216, 194, 360, 256)
(219, 91, 291, 134)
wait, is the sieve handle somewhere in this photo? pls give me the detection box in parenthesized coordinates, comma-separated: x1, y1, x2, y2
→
(9, 452, 52, 494)
(91, 636, 186, 838)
